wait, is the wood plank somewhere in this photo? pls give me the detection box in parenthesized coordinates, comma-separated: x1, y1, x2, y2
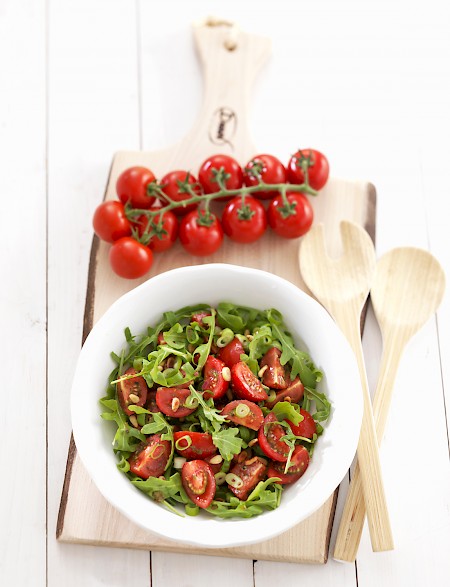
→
(46, 1, 151, 585)
(57, 171, 375, 563)
(0, 2, 47, 586)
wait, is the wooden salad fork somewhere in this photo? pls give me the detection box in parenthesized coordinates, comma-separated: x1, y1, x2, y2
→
(299, 220, 394, 552)
(333, 246, 445, 561)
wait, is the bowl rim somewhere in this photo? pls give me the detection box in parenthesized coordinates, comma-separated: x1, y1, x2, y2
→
(71, 263, 363, 548)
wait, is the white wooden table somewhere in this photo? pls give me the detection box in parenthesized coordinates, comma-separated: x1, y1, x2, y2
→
(2, 0, 449, 585)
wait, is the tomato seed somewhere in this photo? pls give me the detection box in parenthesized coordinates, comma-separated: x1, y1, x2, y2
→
(187, 470, 208, 495)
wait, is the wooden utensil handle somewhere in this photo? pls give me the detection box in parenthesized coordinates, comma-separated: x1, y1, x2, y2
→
(336, 309, 394, 553)
(334, 331, 403, 561)
(177, 21, 271, 163)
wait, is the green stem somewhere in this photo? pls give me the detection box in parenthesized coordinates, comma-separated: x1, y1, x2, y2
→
(128, 181, 317, 220)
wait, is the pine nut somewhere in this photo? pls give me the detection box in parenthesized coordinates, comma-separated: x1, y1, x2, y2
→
(245, 456, 259, 466)
(222, 366, 231, 381)
(209, 454, 223, 465)
(129, 393, 140, 404)
(129, 415, 139, 428)
(171, 397, 180, 411)
(248, 438, 259, 447)
(258, 364, 268, 378)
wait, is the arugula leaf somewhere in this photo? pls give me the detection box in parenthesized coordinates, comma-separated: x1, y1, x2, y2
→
(303, 387, 332, 422)
(132, 471, 189, 506)
(99, 397, 145, 452)
(162, 323, 186, 349)
(271, 401, 303, 425)
(193, 309, 216, 370)
(206, 480, 282, 518)
(211, 427, 243, 461)
(187, 387, 227, 430)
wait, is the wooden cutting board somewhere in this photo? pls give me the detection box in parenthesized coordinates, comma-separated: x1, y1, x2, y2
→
(56, 21, 376, 564)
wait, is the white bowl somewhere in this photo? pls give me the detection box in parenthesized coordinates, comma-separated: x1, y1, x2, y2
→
(71, 263, 362, 548)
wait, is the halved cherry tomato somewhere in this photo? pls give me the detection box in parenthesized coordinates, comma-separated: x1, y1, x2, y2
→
(231, 361, 268, 402)
(117, 367, 148, 416)
(221, 400, 264, 431)
(92, 200, 132, 243)
(260, 347, 287, 389)
(128, 434, 171, 479)
(155, 387, 196, 418)
(181, 460, 216, 509)
(267, 445, 310, 484)
(243, 154, 287, 199)
(217, 337, 245, 367)
(258, 412, 290, 462)
(173, 431, 217, 460)
(265, 377, 305, 408)
(191, 310, 211, 325)
(287, 409, 317, 439)
(287, 149, 329, 191)
(202, 355, 229, 400)
(116, 166, 157, 209)
(228, 456, 267, 500)
(160, 170, 201, 216)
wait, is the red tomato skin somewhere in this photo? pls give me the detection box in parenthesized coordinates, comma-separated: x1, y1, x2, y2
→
(202, 355, 229, 400)
(287, 149, 329, 191)
(267, 445, 310, 484)
(181, 460, 216, 509)
(221, 400, 264, 431)
(258, 412, 290, 462)
(268, 192, 314, 239)
(155, 387, 196, 418)
(117, 367, 149, 416)
(191, 311, 211, 325)
(260, 347, 287, 389)
(217, 338, 245, 367)
(93, 201, 132, 243)
(179, 210, 223, 256)
(160, 170, 200, 216)
(198, 154, 243, 200)
(116, 166, 157, 209)
(129, 434, 171, 479)
(109, 237, 153, 279)
(134, 209, 178, 253)
(173, 431, 217, 460)
(221, 196, 267, 243)
(243, 154, 287, 199)
(287, 409, 317, 439)
(265, 377, 305, 409)
(228, 457, 267, 500)
(231, 361, 268, 402)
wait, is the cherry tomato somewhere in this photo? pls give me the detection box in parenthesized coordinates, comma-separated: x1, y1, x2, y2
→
(267, 445, 310, 484)
(181, 460, 216, 509)
(221, 196, 267, 243)
(160, 170, 200, 216)
(267, 192, 314, 239)
(191, 311, 211, 325)
(287, 409, 317, 439)
(155, 387, 196, 418)
(109, 237, 153, 279)
(134, 209, 178, 253)
(260, 347, 287, 389)
(231, 361, 268, 402)
(173, 431, 217, 460)
(258, 412, 290, 462)
(287, 149, 329, 191)
(265, 377, 304, 409)
(117, 367, 148, 416)
(243, 154, 287, 199)
(202, 355, 229, 400)
(217, 337, 245, 367)
(221, 400, 264, 431)
(116, 166, 157, 209)
(92, 201, 132, 243)
(198, 154, 243, 200)
(128, 434, 171, 479)
(179, 210, 223, 256)
(228, 456, 267, 500)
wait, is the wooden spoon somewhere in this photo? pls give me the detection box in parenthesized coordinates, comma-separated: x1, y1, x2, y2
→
(299, 220, 394, 552)
(334, 246, 446, 562)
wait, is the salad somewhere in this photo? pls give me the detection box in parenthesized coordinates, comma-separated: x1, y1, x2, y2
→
(100, 303, 331, 519)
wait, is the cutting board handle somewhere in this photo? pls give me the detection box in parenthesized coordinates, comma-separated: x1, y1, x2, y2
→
(177, 19, 272, 164)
